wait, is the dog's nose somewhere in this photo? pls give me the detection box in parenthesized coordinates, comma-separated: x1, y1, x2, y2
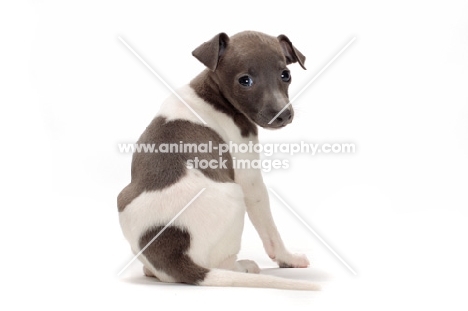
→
(269, 108, 293, 127)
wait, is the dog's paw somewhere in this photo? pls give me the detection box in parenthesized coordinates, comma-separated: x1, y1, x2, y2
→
(237, 259, 261, 274)
(277, 253, 310, 268)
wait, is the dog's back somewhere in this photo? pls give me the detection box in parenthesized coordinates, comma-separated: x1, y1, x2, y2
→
(118, 31, 319, 290)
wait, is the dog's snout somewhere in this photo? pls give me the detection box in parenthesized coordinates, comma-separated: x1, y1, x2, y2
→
(268, 107, 294, 127)
(276, 109, 292, 123)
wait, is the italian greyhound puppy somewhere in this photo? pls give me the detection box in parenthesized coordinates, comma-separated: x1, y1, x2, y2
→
(118, 31, 319, 290)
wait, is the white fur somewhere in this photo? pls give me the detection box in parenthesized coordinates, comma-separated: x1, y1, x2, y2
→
(119, 86, 317, 290)
(159, 86, 309, 266)
(119, 169, 246, 276)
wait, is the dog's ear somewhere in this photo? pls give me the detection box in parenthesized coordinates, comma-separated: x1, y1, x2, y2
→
(277, 35, 306, 70)
(192, 33, 230, 71)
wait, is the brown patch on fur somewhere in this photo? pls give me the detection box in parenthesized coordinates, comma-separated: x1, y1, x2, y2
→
(139, 226, 209, 284)
(117, 117, 234, 212)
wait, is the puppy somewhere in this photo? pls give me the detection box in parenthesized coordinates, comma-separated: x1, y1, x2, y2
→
(118, 31, 319, 290)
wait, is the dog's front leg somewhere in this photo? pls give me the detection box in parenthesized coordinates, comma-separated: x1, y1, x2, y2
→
(241, 173, 310, 268)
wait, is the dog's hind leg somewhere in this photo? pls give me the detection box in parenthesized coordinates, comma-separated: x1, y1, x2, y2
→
(139, 225, 209, 284)
(236, 260, 261, 273)
(143, 266, 155, 277)
(217, 255, 260, 274)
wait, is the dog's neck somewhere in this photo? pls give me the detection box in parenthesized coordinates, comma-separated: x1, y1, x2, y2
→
(190, 70, 258, 138)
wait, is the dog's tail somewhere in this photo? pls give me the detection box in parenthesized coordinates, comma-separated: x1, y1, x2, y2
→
(200, 269, 320, 291)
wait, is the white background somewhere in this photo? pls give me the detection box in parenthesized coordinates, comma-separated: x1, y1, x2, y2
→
(1, 0, 467, 310)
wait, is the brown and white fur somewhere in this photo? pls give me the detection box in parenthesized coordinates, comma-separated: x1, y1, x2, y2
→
(118, 31, 320, 290)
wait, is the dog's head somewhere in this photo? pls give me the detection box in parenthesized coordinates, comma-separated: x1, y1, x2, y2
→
(192, 31, 306, 129)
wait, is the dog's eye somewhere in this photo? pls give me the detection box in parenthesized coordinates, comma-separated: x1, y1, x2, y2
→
(281, 70, 291, 82)
(238, 75, 253, 87)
